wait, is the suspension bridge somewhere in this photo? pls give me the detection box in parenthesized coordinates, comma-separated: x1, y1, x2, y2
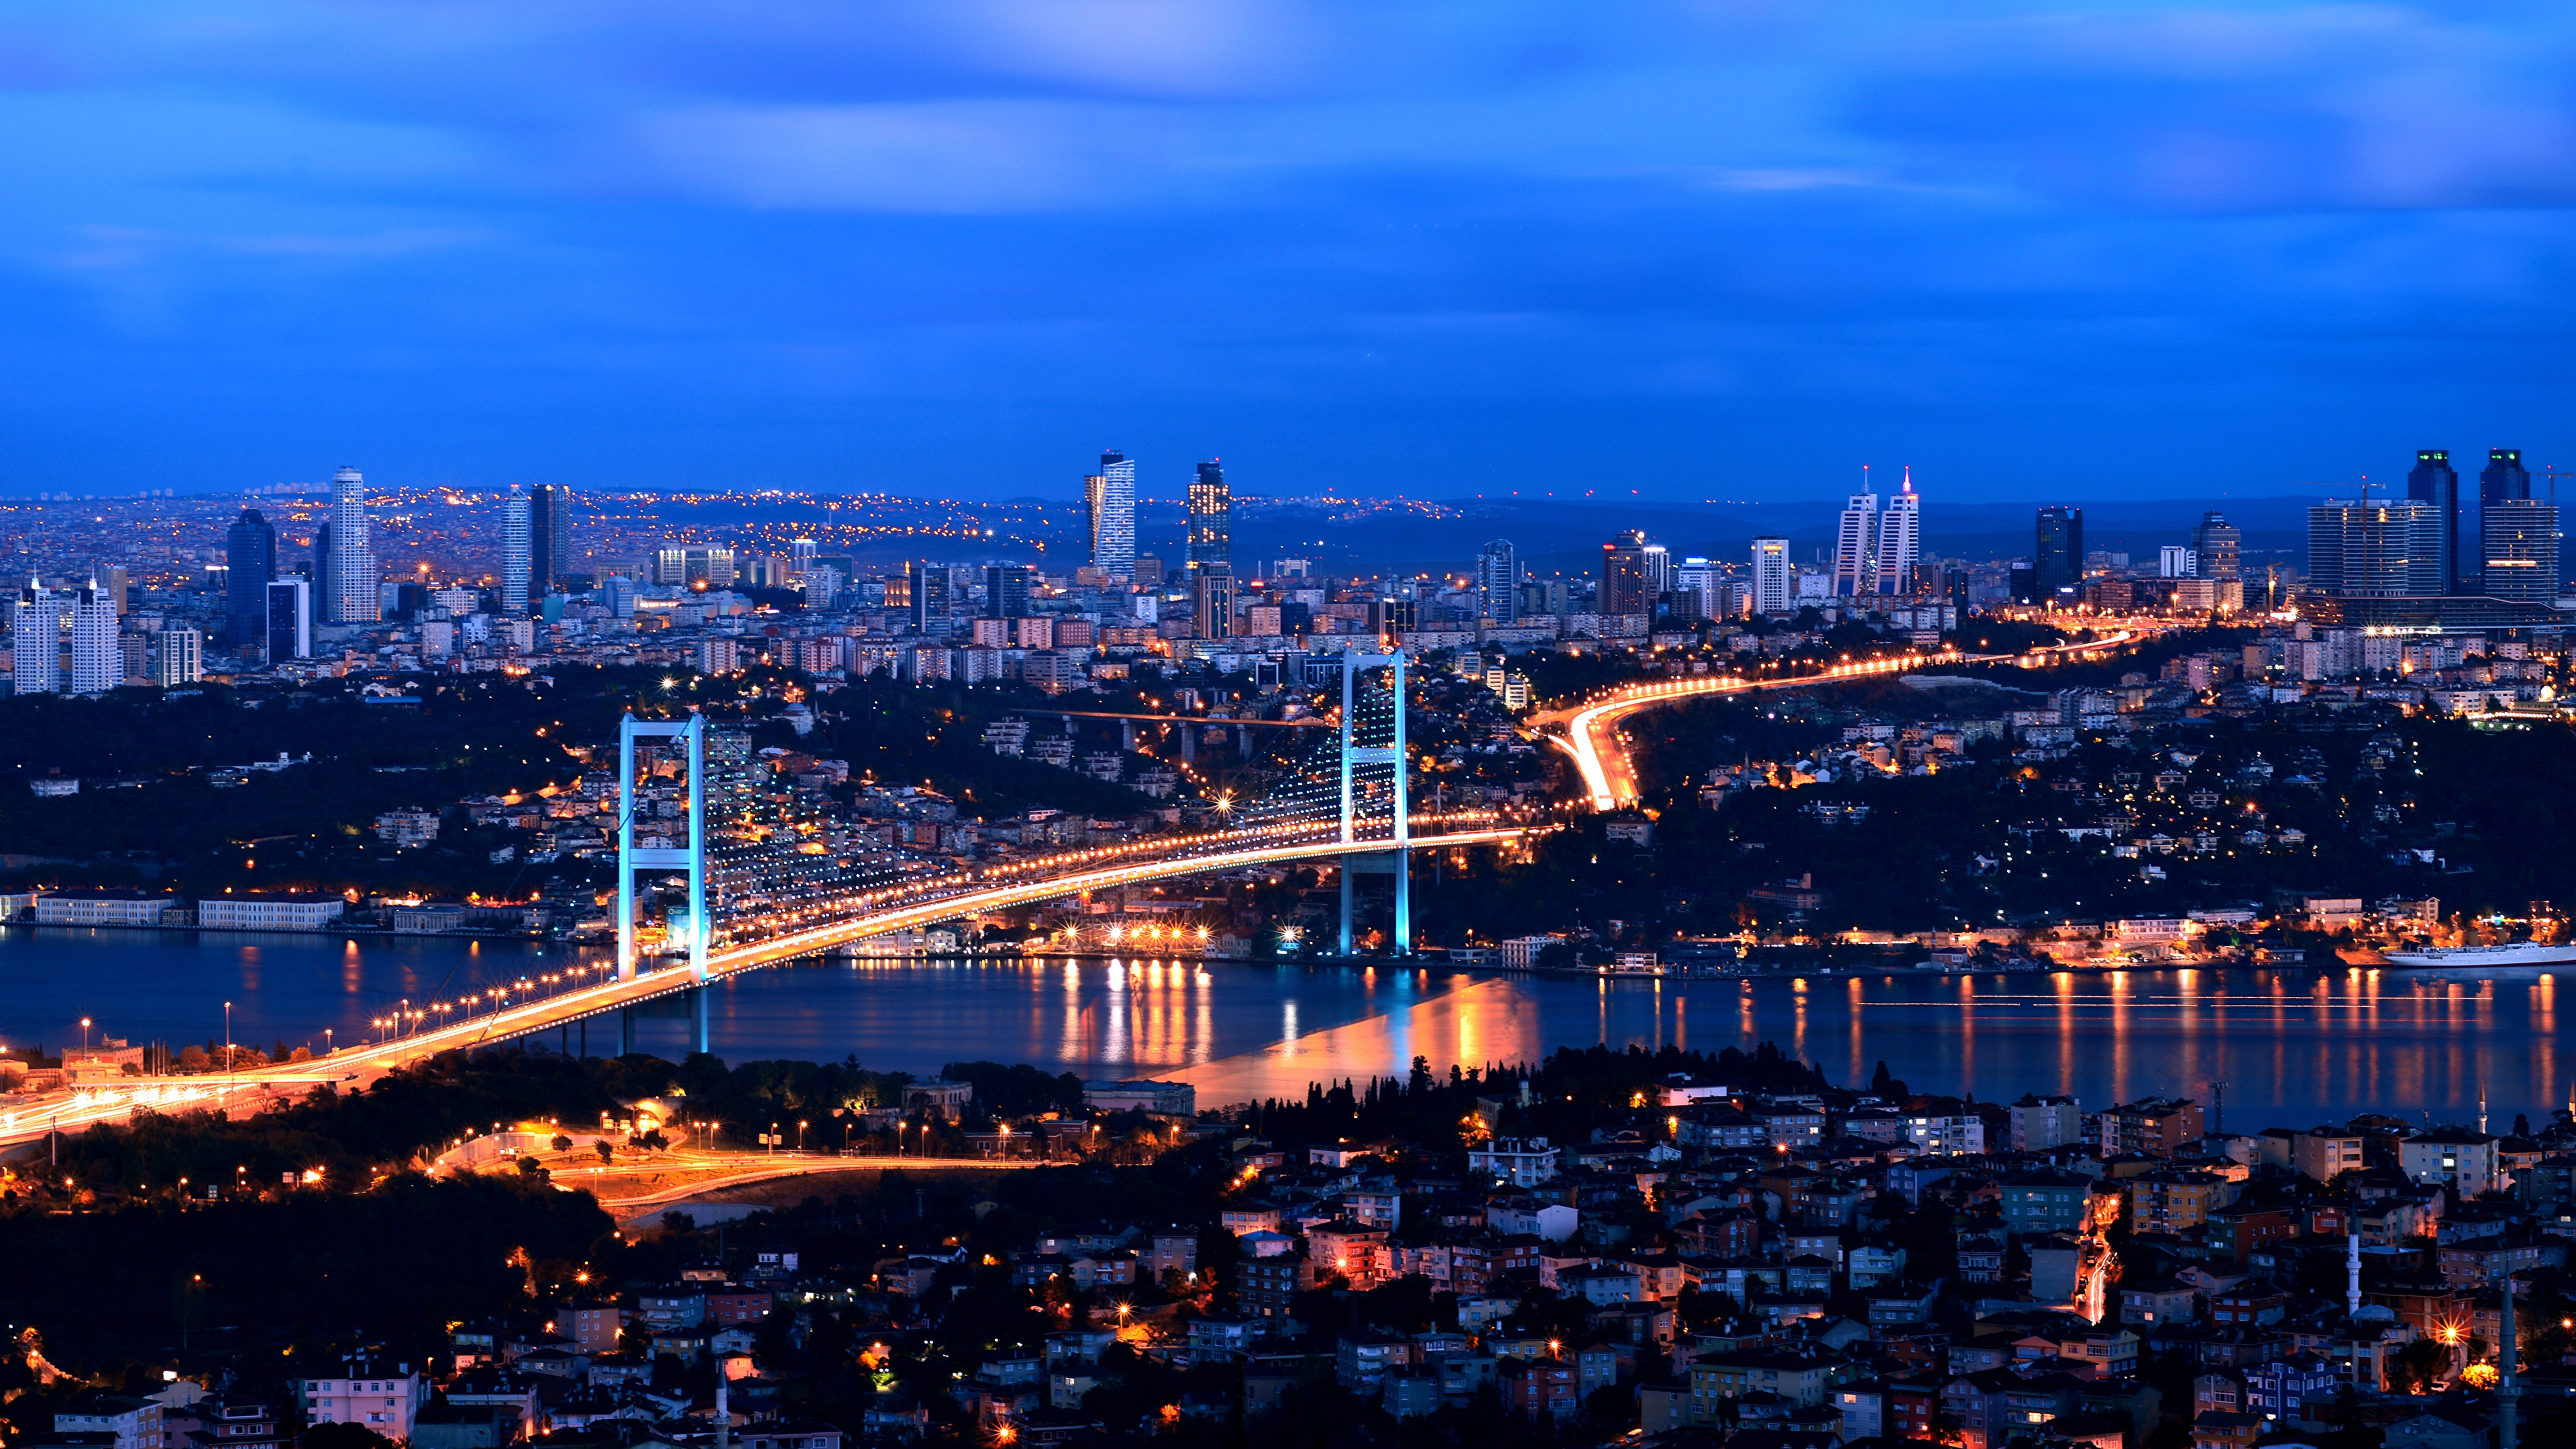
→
(0, 650, 1538, 1150)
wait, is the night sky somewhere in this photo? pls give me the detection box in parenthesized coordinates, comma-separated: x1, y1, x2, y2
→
(5, 2, 2571, 502)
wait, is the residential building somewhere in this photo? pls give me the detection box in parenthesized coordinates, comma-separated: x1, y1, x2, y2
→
(2010, 1094, 2083, 1152)
(2400, 1128, 2502, 1197)
(2308, 500, 2443, 596)
(299, 1360, 426, 1441)
(54, 1396, 163, 1449)
(1468, 1137, 1561, 1187)
(2479, 498, 2558, 602)
(155, 629, 203, 688)
(69, 581, 119, 694)
(1906, 1112, 1984, 1155)
(1998, 1169, 2094, 1236)
(2100, 1097, 2204, 1157)
(13, 580, 58, 694)
(1475, 540, 1519, 623)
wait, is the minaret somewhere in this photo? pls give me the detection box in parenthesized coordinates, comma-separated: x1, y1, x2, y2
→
(2345, 1228, 2362, 1318)
(2480, 1084, 2489, 1136)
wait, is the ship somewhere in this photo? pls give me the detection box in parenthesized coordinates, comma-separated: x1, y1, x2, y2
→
(2381, 941, 2576, 969)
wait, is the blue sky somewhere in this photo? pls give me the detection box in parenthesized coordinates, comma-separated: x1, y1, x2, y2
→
(5, 1, 2575, 502)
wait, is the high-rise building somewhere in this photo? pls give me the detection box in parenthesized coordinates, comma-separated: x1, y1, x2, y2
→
(1601, 531, 1656, 616)
(2479, 498, 2559, 603)
(2406, 450, 2461, 594)
(790, 537, 816, 578)
(2477, 449, 2533, 595)
(2034, 506, 2084, 603)
(1474, 540, 1519, 623)
(2308, 501, 2443, 596)
(908, 561, 953, 633)
(2190, 512, 2242, 581)
(1876, 476, 1922, 594)
(68, 581, 119, 695)
(1750, 537, 1792, 614)
(2158, 546, 2198, 578)
(653, 547, 737, 588)
(325, 466, 380, 624)
(266, 578, 313, 661)
(1193, 561, 1235, 640)
(156, 628, 203, 687)
(985, 564, 1032, 619)
(500, 485, 533, 614)
(1187, 459, 1231, 573)
(1674, 556, 1721, 619)
(529, 484, 574, 590)
(1832, 492, 1879, 597)
(1086, 449, 1137, 580)
(224, 508, 276, 645)
(11, 580, 57, 695)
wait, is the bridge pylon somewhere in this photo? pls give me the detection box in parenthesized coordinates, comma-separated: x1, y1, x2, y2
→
(615, 712, 711, 1055)
(1336, 646, 1409, 955)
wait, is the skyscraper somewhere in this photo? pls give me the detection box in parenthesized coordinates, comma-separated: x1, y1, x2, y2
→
(530, 484, 574, 590)
(908, 561, 953, 633)
(1192, 561, 1236, 640)
(1877, 475, 1922, 594)
(1474, 539, 1519, 623)
(326, 466, 380, 624)
(2477, 449, 2533, 596)
(1601, 531, 1655, 616)
(985, 564, 1032, 619)
(68, 581, 119, 695)
(1833, 492, 1879, 596)
(12, 580, 57, 695)
(2034, 506, 2084, 602)
(2308, 501, 2443, 596)
(224, 507, 276, 645)
(2190, 512, 2242, 581)
(500, 485, 533, 614)
(155, 628, 203, 687)
(2406, 449, 2461, 594)
(1187, 459, 1231, 573)
(1086, 449, 1137, 580)
(2480, 498, 2560, 603)
(1751, 537, 1792, 614)
(266, 577, 313, 661)
(790, 537, 816, 577)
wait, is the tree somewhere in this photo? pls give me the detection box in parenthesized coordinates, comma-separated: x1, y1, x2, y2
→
(550, 1134, 573, 1153)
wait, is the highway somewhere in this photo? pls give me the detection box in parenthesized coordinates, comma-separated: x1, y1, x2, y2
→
(0, 820, 1544, 1155)
(1541, 628, 2147, 809)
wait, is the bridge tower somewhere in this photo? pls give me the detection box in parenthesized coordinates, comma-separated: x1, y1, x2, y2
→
(615, 712, 710, 1055)
(1336, 647, 1409, 955)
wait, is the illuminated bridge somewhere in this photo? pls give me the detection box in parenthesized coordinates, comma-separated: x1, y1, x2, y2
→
(0, 650, 1544, 1148)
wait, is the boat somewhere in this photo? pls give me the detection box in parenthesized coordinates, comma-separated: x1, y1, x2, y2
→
(2381, 941, 2576, 969)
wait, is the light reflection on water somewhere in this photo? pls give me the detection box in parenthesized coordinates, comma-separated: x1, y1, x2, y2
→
(0, 927, 2566, 1125)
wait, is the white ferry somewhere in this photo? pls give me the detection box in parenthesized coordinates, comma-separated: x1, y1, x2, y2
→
(2382, 941, 2576, 969)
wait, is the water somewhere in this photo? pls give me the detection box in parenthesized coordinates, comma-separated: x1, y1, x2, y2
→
(2, 927, 2567, 1129)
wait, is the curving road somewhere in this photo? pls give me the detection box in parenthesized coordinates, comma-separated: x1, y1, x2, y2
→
(1539, 627, 2148, 810)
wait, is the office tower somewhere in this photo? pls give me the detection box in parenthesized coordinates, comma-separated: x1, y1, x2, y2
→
(68, 581, 119, 694)
(2480, 498, 2560, 602)
(224, 507, 277, 644)
(2481, 447, 2532, 505)
(529, 484, 573, 590)
(1832, 493, 1879, 596)
(907, 561, 953, 633)
(1600, 530, 1656, 615)
(1876, 476, 1922, 594)
(1751, 537, 1792, 614)
(2034, 506, 2084, 602)
(11, 580, 57, 694)
(500, 485, 533, 614)
(1086, 449, 1137, 580)
(266, 578, 313, 661)
(653, 547, 737, 588)
(2190, 512, 2242, 581)
(985, 563, 1032, 619)
(2406, 450, 2461, 594)
(1674, 556, 1721, 618)
(1187, 459, 1231, 572)
(326, 466, 380, 623)
(1193, 561, 1235, 639)
(1476, 540, 1520, 623)
(2158, 546, 2198, 578)
(2308, 501, 2443, 596)
(1517, 578, 1568, 617)
(790, 537, 816, 577)
(156, 628, 203, 687)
